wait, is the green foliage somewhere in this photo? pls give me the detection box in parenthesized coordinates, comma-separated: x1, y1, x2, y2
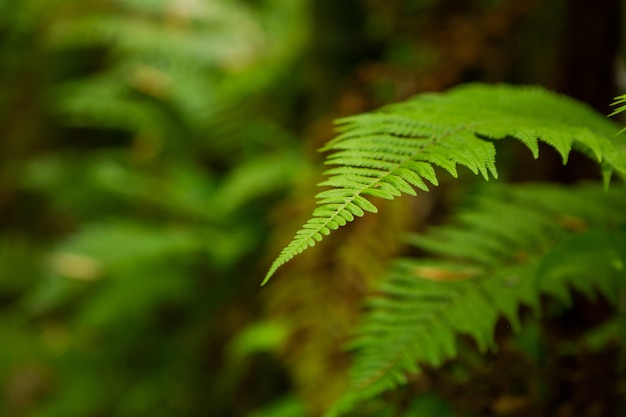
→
(265, 84, 626, 284)
(0, 0, 310, 416)
(45, 0, 307, 156)
(263, 80, 626, 415)
(611, 94, 626, 117)
(2, 1, 625, 416)
(326, 183, 626, 416)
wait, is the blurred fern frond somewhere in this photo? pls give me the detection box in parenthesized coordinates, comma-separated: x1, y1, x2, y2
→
(326, 183, 626, 416)
(45, 0, 309, 156)
(265, 84, 626, 284)
(610, 94, 626, 135)
(610, 94, 626, 117)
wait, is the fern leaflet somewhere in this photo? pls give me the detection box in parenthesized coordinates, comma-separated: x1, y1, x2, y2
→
(264, 84, 626, 284)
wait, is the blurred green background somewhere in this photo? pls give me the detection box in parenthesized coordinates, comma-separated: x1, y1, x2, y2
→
(0, 1, 623, 416)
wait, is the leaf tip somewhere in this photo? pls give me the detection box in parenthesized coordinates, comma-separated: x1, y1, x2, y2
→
(261, 270, 274, 286)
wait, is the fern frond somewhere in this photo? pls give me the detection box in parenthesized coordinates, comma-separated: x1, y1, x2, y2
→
(264, 84, 626, 284)
(50, 222, 201, 276)
(47, 0, 308, 156)
(610, 94, 626, 117)
(610, 94, 626, 136)
(325, 183, 626, 417)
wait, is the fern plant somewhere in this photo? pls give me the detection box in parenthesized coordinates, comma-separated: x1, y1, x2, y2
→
(265, 83, 626, 415)
(0, 1, 311, 416)
(264, 83, 626, 285)
(45, 0, 307, 158)
(327, 182, 626, 416)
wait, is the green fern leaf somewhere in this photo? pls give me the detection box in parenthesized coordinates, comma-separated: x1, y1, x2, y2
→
(610, 94, 626, 117)
(264, 84, 626, 285)
(325, 184, 626, 417)
(610, 94, 626, 136)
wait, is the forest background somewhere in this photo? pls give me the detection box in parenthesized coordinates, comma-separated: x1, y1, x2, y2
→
(0, 0, 624, 416)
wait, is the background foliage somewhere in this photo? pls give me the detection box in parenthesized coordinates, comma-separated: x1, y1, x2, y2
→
(0, 0, 624, 416)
